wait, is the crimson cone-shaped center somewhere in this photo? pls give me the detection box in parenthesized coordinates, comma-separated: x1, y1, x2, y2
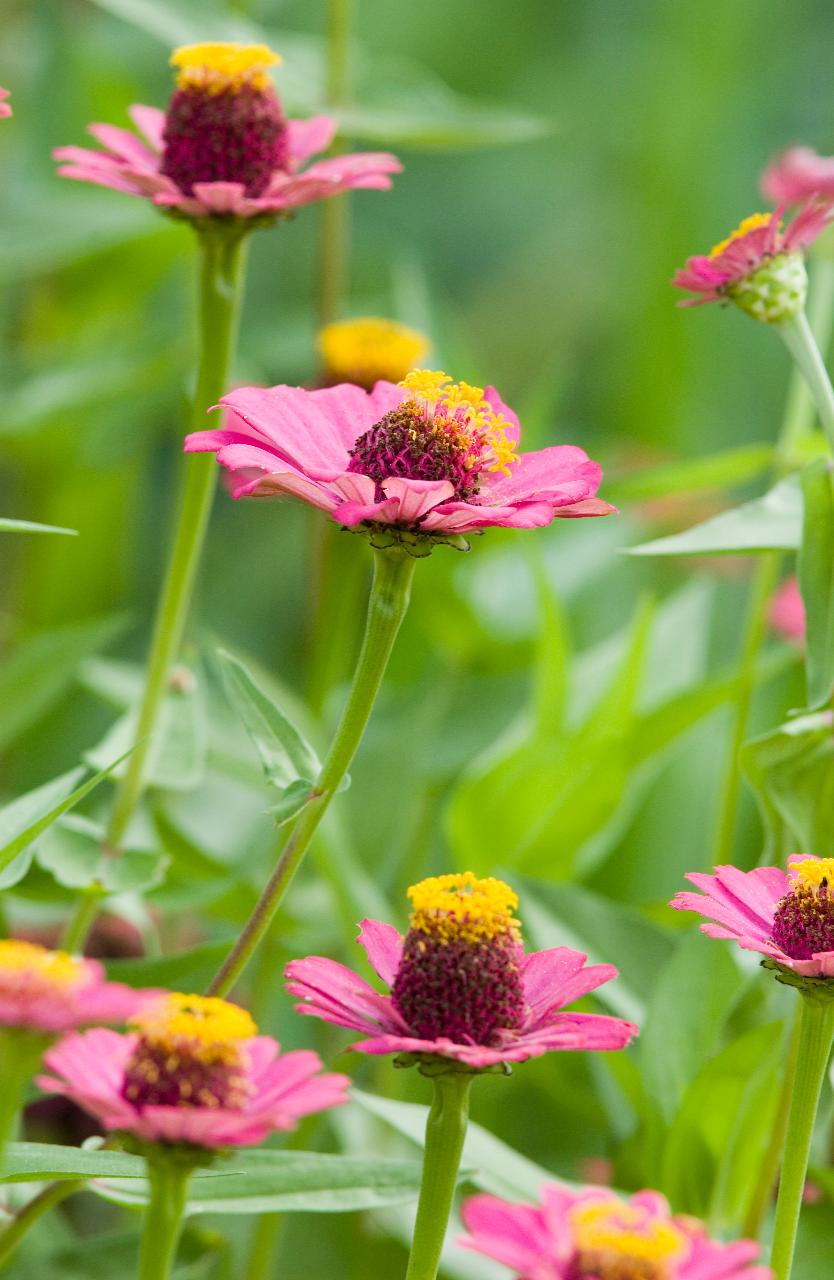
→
(161, 83, 288, 197)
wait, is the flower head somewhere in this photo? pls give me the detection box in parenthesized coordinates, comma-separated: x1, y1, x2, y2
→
(769, 575, 805, 646)
(672, 855, 834, 984)
(318, 317, 430, 390)
(672, 204, 834, 322)
(185, 374, 615, 550)
(761, 147, 834, 206)
(38, 992, 350, 1149)
(460, 1183, 771, 1280)
(53, 42, 400, 222)
(0, 940, 141, 1034)
(0, 89, 11, 120)
(285, 873, 637, 1071)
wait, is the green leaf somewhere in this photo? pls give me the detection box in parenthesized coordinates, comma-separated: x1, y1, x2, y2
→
(36, 814, 169, 894)
(742, 711, 834, 856)
(1, 1142, 149, 1183)
(799, 459, 834, 709)
(0, 518, 77, 536)
(351, 1090, 553, 1201)
(0, 757, 130, 878)
(217, 650, 321, 791)
(639, 930, 747, 1125)
(85, 664, 207, 793)
(624, 474, 802, 557)
(606, 444, 775, 503)
(92, 1150, 427, 1216)
(0, 614, 128, 751)
(334, 99, 553, 151)
(269, 777, 315, 826)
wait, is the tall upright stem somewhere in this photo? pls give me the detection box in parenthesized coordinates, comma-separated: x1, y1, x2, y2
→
(743, 1002, 802, 1238)
(207, 546, 416, 997)
(404, 1072, 471, 1280)
(317, 0, 355, 327)
(105, 224, 249, 853)
(711, 259, 834, 868)
(138, 1157, 192, 1280)
(778, 308, 834, 451)
(769, 996, 834, 1280)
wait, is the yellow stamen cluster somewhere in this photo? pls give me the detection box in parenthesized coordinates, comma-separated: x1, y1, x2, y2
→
(709, 212, 773, 259)
(788, 856, 834, 892)
(399, 370, 519, 476)
(130, 993, 256, 1062)
(570, 1200, 687, 1266)
(318, 317, 429, 387)
(0, 941, 85, 988)
(171, 42, 282, 93)
(406, 872, 521, 944)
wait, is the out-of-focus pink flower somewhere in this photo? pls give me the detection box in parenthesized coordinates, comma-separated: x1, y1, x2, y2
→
(672, 204, 834, 321)
(38, 993, 349, 1149)
(769, 575, 806, 646)
(762, 147, 834, 206)
(286, 873, 637, 1071)
(0, 89, 11, 120)
(671, 855, 834, 981)
(0, 940, 141, 1034)
(460, 1184, 771, 1280)
(53, 43, 400, 221)
(186, 371, 615, 545)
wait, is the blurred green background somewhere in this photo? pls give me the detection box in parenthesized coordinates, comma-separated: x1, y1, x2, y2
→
(2, 1, 834, 1276)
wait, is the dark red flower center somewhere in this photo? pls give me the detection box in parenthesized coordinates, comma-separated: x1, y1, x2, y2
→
(771, 880, 834, 960)
(390, 873, 525, 1045)
(161, 83, 288, 198)
(122, 1034, 252, 1110)
(347, 402, 485, 503)
(569, 1253, 670, 1280)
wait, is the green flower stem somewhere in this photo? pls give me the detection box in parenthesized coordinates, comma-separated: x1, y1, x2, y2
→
(770, 995, 834, 1280)
(207, 546, 416, 998)
(138, 1157, 193, 1280)
(711, 258, 834, 869)
(105, 223, 249, 855)
(404, 1072, 471, 1280)
(61, 883, 105, 952)
(778, 307, 834, 451)
(743, 1003, 802, 1238)
(0, 1180, 80, 1272)
(317, 0, 355, 328)
(0, 1031, 48, 1169)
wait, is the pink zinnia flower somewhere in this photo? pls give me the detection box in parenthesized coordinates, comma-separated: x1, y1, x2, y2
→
(0, 89, 11, 120)
(38, 992, 349, 1149)
(53, 42, 400, 221)
(460, 1184, 771, 1280)
(769, 575, 806, 646)
(0, 940, 141, 1034)
(672, 205, 834, 322)
(185, 370, 615, 546)
(671, 855, 834, 981)
(762, 147, 834, 206)
(285, 873, 637, 1070)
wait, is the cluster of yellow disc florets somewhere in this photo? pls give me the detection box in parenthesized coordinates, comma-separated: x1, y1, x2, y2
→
(569, 1199, 687, 1268)
(318, 317, 429, 387)
(0, 941, 85, 988)
(708, 212, 773, 259)
(130, 993, 257, 1061)
(171, 42, 282, 93)
(406, 872, 521, 945)
(399, 370, 518, 476)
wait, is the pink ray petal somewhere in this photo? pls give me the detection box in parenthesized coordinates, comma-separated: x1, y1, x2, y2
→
(285, 116, 337, 167)
(128, 104, 166, 153)
(357, 919, 404, 987)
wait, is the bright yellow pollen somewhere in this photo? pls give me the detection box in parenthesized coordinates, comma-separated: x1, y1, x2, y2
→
(570, 1201, 687, 1265)
(788, 856, 834, 892)
(407, 872, 521, 944)
(130, 993, 257, 1062)
(398, 369, 519, 476)
(708, 212, 773, 259)
(171, 42, 281, 93)
(318, 317, 430, 386)
(0, 941, 84, 987)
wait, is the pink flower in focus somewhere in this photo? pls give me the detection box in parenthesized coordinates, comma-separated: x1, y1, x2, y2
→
(769, 575, 805, 646)
(185, 371, 615, 545)
(285, 873, 637, 1071)
(0, 940, 142, 1034)
(0, 89, 11, 119)
(762, 147, 834, 206)
(460, 1184, 771, 1280)
(53, 43, 399, 221)
(671, 855, 834, 981)
(672, 204, 834, 317)
(38, 993, 349, 1149)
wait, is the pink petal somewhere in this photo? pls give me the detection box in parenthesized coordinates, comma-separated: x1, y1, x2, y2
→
(522, 949, 620, 1030)
(481, 447, 602, 505)
(285, 955, 406, 1035)
(286, 116, 337, 167)
(483, 386, 521, 447)
(381, 477, 455, 522)
(460, 1194, 556, 1275)
(357, 919, 404, 987)
(86, 122, 159, 171)
(191, 182, 250, 216)
(128, 104, 166, 153)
